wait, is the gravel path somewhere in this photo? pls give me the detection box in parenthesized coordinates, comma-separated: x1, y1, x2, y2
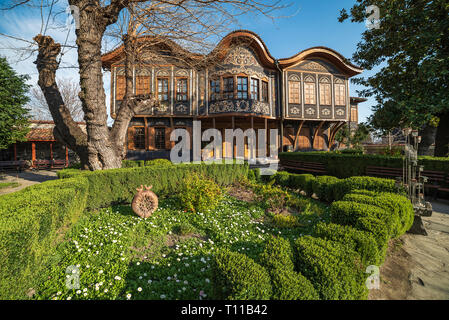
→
(0, 170, 58, 195)
(370, 200, 449, 300)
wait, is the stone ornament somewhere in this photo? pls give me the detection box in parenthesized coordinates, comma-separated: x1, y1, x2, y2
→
(132, 185, 159, 219)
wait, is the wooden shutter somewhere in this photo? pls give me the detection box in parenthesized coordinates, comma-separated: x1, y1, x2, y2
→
(116, 76, 126, 100)
(148, 127, 155, 150)
(136, 76, 150, 95)
(165, 127, 172, 150)
(127, 127, 135, 150)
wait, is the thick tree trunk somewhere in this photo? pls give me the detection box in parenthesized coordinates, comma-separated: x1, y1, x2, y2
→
(75, 5, 122, 170)
(418, 124, 436, 156)
(434, 112, 449, 157)
(33, 35, 89, 168)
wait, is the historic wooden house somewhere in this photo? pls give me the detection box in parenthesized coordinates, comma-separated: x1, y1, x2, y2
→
(101, 30, 365, 160)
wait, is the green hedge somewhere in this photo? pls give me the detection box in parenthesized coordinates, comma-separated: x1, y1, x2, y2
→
(311, 176, 340, 202)
(260, 237, 319, 300)
(0, 177, 89, 299)
(280, 151, 449, 179)
(122, 159, 174, 168)
(312, 222, 381, 266)
(294, 236, 368, 300)
(58, 163, 248, 209)
(330, 201, 390, 254)
(332, 176, 403, 201)
(211, 248, 272, 300)
(342, 192, 414, 238)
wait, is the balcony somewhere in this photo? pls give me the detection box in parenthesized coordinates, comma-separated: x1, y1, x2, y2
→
(208, 99, 270, 116)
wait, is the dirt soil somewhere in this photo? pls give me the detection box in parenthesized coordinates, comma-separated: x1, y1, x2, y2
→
(369, 200, 449, 300)
(227, 184, 257, 202)
(0, 170, 58, 195)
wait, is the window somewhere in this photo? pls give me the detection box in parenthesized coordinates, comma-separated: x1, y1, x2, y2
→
(288, 81, 301, 104)
(158, 78, 169, 101)
(237, 76, 248, 99)
(262, 81, 269, 103)
(116, 75, 126, 100)
(319, 83, 331, 105)
(136, 76, 150, 96)
(250, 78, 259, 100)
(304, 81, 316, 105)
(155, 127, 166, 149)
(223, 77, 234, 99)
(210, 79, 220, 101)
(335, 83, 346, 105)
(133, 127, 146, 150)
(176, 78, 188, 101)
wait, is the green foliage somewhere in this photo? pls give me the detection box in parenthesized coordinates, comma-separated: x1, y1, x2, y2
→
(333, 176, 401, 201)
(0, 177, 89, 299)
(294, 236, 368, 300)
(57, 163, 248, 209)
(335, 124, 370, 149)
(311, 175, 340, 202)
(178, 173, 222, 213)
(272, 214, 302, 229)
(0, 181, 19, 189)
(330, 201, 390, 252)
(0, 56, 30, 149)
(274, 171, 291, 187)
(312, 222, 381, 266)
(288, 174, 316, 196)
(172, 222, 196, 236)
(339, 0, 449, 141)
(251, 181, 291, 212)
(145, 159, 173, 167)
(343, 192, 414, 237)
(211, 249, 272, 300)
(260, 237, 318, 300)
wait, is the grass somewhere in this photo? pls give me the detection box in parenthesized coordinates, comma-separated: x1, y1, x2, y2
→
(0, 181, 19, 190)
(34, 189, 329, 300)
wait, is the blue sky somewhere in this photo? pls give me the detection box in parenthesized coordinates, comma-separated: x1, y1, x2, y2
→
(0, 0, 377, 123)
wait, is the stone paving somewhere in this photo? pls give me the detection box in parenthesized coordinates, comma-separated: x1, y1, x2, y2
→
(0, 170, 58, 195)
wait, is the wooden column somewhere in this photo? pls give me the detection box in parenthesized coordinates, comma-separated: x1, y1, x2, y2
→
(50, 142, 53, 168)
(31, 142, 36, 167)
(265, 118, 268, 158)
(293, 120, 305, 151)
(144, 117, 148, 150)
(65, 146, 69, 167)
(13, 144, 17, 161)
(313, 121, 325, 150)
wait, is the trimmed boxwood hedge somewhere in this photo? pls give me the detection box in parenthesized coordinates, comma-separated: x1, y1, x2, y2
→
(279, 151, 449, 179)
(58, 163, 249, 209)
(0, 177, 89, 299)
(211, 248, 272, 300)
(312, 222, 381, 266)
(294, 236, 368, 300)
(311, 175, 340, 202)
(342, 192, 414, 238)
(260, 237, 319, 300)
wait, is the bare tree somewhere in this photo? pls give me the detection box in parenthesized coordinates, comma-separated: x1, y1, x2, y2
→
(2, 0, 287, 170)
(29, 77, 84, 121)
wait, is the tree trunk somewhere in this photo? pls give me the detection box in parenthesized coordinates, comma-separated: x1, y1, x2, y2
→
(34, 35, 90, 168)
(75, 5, 123, 170)
(418, 124, 436, 156)
(434, 112, 449, 157)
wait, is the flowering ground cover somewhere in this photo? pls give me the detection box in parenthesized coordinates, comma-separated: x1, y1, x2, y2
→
(34, 190, 327, 300)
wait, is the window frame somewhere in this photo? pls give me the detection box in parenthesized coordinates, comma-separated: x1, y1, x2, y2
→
(288, 80, 301, 104)
(334, 83, 346, 106)
(157, 77, 170, 102)
(154, 127, 166, 150)
(210, 79, 221, 101)
(250, 78, 259, 100)
(319, 82, 331, 105)
(237, 76, 248, 100)
(304, 81, 316, 105)
(133, 126, 146, 150)
(261, 80, 269, 103)
(223, 77, 234, 99)
(176, 77, 189, 102)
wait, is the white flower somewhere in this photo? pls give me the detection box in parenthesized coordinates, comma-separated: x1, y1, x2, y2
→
(104, 289, 108, 293)
(137, 287, 142, 292)
(126, 293, 132, 300)
(205, 278, 210, 283)
(99, 270, 103, 274)
(115, 276, 122, 280)
(67, 297, 72, 300)
(136, 262, 140, 266)
(160, 294, 166, 299)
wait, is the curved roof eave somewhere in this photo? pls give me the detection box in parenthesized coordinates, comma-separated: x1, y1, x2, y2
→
(278, 46, 363, 77)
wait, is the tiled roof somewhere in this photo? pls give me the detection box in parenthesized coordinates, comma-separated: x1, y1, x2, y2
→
(26, 128, 55, 141)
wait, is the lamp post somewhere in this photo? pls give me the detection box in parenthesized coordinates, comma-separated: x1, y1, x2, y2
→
(400, 128, 432, 235)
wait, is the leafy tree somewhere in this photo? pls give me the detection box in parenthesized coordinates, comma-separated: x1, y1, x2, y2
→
(335, 123, 370, 149)
(0, 56, 30, 149)
(339, 0, 449, 156)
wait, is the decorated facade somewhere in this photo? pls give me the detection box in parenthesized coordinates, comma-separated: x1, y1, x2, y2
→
(101, 30, 365, 160)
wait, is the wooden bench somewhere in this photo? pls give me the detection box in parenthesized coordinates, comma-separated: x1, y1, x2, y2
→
(281, 159, 327, 174)
(438, 175, 449, 196)
(51, 159, 68, 169)
(0, 160, 28, 172)
(366, 166, 403, 179)
(33, 160, 52, 170)
(421, 170, 446, 199)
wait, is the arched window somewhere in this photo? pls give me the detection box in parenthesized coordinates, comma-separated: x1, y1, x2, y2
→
(304, 76, 316, 105)
(334, 78, 346, 106)
(319, 77, 331, 105)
